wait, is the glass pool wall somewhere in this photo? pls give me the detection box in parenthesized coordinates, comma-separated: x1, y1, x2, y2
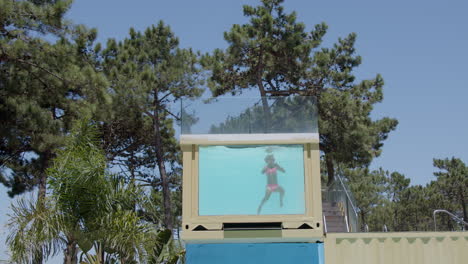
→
(198, 144, 306, 216)
(181, 96, 318, 135)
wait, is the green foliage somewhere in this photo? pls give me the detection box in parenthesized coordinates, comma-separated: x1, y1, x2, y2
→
(0, 0, 109, 197)
(101, 21, 203, 229)
(307, 32, 397, 184)
(101, 21, 203, 163)
(144, 229, 185, 264)
(433, 157, 468, 221)
(3, 2, 466, 262)
(7, 197, 64, 263)
(47, 118, 107, 223)
(203, 0, 325, 96)
(3, 4, 195, 261)
(7, 119, 153, 263)
(202, 0, 398, 184)
(344, 167, 386, 229)
(348, 158, 468, 232)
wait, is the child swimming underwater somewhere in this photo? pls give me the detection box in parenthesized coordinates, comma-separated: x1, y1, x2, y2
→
(257, 154, 285, 214)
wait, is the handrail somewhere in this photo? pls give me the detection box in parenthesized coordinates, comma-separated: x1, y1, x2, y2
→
(336, 175, 359, 227)
(323, 215, 328, 234)
(433, 209, 468, 231)
(383, 224, 388, 232)
(344, 215, 350, 232)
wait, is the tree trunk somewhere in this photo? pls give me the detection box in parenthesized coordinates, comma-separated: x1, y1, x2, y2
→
(462, 201, 468, 225)
(461, 198, 467, 223)
(130, 152, 137, 211)
(38, 150, 51, 200)
(153, 90, 173, 230)
(360, 211, 367, 231)
(459, 187, 467, 221)
(325, 154, 335, 186)
(37, 170, 46, 264)
(257, 73, 271, 133)
(38, 172, 47, 200)
(63, 240, 78, 264)
(101, 244, 105, 264)
(35, 151, 52, 264)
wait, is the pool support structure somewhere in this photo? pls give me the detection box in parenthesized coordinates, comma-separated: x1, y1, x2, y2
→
(180, 133, 468, 264)
(180, 133, 325, 263)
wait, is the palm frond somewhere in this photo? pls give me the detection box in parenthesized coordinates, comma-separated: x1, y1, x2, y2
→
(7, 197, 66, 263)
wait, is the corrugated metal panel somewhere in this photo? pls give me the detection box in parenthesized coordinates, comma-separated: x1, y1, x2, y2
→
(325, 232, 468, 264)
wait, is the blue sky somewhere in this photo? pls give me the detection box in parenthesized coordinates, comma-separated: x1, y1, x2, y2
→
(1, 0, 467, 261)
(63, 0, 468, 185)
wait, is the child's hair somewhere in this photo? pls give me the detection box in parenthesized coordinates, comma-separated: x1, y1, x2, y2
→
(265, 154, 274, 163)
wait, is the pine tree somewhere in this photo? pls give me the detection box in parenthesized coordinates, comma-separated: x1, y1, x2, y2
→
(433, 157, 468, 221)
(101, 22, 203, 229)
(203, 0, 325, 129)
(203, 0, 397, 184)
(7, 119, 150, 264)
(385, 172, 411, 230)
(0, 0, 109, 199)
(359, 164, 467, 232)
(344, 167, 386, 230)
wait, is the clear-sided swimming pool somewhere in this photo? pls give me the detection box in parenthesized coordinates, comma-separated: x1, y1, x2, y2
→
(198, 144, 306, 216)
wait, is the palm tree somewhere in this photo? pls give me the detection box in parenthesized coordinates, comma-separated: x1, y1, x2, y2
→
(7, 196, 65, 263)
(7, 120, 150, 263)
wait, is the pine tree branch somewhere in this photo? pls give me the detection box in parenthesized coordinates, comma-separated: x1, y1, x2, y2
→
(13, 57, 66, 83)
(143, 108, 179, 121)
(143, 110, 154, 119)
(163, 109, 180, 121)
(158, 91, 173, 104)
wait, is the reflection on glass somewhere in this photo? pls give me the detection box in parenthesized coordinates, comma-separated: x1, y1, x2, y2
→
(198, 144, 305, 216)
(181, 96, 318, 134)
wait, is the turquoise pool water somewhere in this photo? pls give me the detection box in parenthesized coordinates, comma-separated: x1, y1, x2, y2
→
(199, 145, 305, 216)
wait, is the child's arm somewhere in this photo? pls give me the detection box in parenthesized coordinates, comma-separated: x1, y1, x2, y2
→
(276, 164, 285, 173)
(261, 167, 267, 174)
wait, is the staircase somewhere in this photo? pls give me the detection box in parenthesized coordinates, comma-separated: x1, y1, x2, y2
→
(322, 202, 348, 233)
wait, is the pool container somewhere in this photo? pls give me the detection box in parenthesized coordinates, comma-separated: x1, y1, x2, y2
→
(180, 96, 324, 243)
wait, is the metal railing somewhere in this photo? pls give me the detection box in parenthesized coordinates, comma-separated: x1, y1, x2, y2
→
(322, 175, 360, 232)
(323, 215, 328, 233)
(337, 175, 359, 232)
(383, 224, 388, 232)
(433, 209, 468, 231)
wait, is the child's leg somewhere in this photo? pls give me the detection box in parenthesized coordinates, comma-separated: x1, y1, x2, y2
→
(257, 189, 272, 214)
(277, 186, 285, 207)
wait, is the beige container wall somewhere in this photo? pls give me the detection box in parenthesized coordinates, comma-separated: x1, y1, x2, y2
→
(324, 232, 468, 264)
(180, 133, 324, 241)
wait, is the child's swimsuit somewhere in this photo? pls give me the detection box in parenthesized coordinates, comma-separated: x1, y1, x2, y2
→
(264, 166, 280, 191)
(267, 184, 279, 191)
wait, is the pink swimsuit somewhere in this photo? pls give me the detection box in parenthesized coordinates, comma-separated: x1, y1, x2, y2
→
(267, 184, 279, 191)
(265, 167, 279, 191)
